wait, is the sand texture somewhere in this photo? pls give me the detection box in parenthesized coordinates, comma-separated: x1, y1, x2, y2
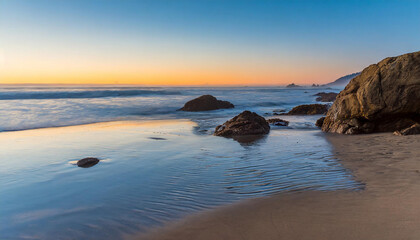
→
(135, 133, 420, 240)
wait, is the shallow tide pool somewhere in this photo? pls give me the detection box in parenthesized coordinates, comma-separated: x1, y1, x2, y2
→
(0, 120, 361, 240)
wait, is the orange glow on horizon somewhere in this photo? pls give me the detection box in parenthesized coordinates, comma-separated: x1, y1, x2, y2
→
(0, 68, 344, 86)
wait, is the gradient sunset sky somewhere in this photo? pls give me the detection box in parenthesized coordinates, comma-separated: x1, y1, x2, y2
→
(1, 0, 419, 86)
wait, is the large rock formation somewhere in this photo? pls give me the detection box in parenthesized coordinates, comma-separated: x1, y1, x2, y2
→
(322, 51, 420, 134)
(179, 95, 234, 111)
(314, 92, 338, 102)
(214, 111, 270, 137)
(286, 104, 329, 115)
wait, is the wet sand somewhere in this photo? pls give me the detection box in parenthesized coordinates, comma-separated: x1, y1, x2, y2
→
(134, 133, 420, 240)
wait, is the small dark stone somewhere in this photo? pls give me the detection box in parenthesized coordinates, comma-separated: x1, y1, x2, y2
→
(149, 137, 167, 140)
(77, 157, 100, 168)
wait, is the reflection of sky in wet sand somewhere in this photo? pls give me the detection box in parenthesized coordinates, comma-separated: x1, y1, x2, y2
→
(0, 120, 362, 239)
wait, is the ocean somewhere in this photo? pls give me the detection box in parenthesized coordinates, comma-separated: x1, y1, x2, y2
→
(0, 85, 362, 240)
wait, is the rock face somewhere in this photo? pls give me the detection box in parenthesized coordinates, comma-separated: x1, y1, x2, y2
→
(394, 124, 420, 136)
(315, 117, 325, 127)
(77, 157, 100, 168)
(314, 92, 338, 102)
(286, 104, 329, 115)
(214, 111, 270, 137)
(267, 118, 289, 126)
(322, 51, 420, 134)
(179, 95, 234, 111)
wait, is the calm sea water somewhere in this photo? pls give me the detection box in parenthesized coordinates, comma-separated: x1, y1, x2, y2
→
(0, 86, 361, 240)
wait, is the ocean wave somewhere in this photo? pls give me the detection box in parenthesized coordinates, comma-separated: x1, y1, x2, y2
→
(0, 89, 182, 100)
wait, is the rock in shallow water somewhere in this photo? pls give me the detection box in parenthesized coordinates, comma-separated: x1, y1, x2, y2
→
(267, 118, 289, 126)
(179, 95, 234, 111)
(314, 92, 338, 102)
(286, 104, 329, 115)
(214, 111, 270, 137)
(77, 157, 100, 168)
(322, 51, 420, 134)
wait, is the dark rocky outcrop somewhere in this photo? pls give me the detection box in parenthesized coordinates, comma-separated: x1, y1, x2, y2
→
(322, 51, 420, 134)
(286, 104, 329, 115)
(394, 124, 420, 136)
(267, 118, 289, 126)
(314, 92, 338, 102)
(286, 83, 302, 88)
(77, 157, 100, 168)
(214, 111, 270, 137)
(315, 117, 325, 127)
(179, 95, 234, 111)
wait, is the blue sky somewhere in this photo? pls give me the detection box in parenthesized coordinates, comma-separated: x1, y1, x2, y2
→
(1, 0, 419, 85)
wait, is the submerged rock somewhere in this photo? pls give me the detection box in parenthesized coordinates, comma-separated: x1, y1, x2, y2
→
(149, 137, 167, 140)
(179, 95, 234, 111)
(273, 109, 286, 113)
(286, 104, 329, 115)
(394, 124, 420, 136)
(322, 51, 420, 134)
(77, 157, 100, 168)
(267, 118, 289, 126)
(314, 92, 338, 102)
(315, 117, 325, 127)
(214, 111, 270, 137)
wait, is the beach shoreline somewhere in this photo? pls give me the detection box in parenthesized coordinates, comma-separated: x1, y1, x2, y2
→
(134, 133, 420, 240)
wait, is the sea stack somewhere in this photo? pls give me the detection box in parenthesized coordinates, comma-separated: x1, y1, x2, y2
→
(322, 51, 420, 134)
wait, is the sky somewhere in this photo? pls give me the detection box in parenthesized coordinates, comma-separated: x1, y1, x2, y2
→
(0, 0, 419, 86)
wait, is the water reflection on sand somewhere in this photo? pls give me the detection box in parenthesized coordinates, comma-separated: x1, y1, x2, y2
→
(0, 120, 361, 240)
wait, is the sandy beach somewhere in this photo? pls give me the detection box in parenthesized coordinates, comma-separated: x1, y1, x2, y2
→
(135, 133, 420, 240)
